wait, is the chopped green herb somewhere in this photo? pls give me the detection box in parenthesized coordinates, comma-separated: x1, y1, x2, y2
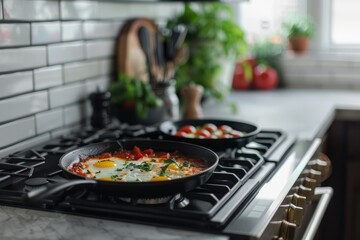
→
(160, 164, 170, 176)
(86, 170, 91, 174)
(182, 161, 189, 168)
(159, 168, 167, 176)
(164, 158, 178, 165)
(116, 168, 123, 171)
(151, 159, 157, 162)
(95, 171, 101, 174)
(110, 175, 122, 181)
(137, 162, 152, 171)
(125, 162, 137, 169)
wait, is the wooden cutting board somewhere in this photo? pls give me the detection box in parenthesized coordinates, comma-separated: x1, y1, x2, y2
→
(117, 18, 159, 83)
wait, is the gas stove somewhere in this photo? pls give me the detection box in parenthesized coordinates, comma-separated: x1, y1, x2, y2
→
(0, 122, 330, 239)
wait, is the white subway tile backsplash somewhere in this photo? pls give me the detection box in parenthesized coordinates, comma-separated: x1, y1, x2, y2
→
(98, 3, 151, 19)
(0, 71, 33, 98)
(0, 24, 30, 47)
(31, 22, 61, 44)
(49, 83, 87, 108)
(350, 60, 360, 69)
(64, 103, 85, 125)
(0, 117, 35, 148)
(34, 65, 63, 90)
(0, 91, 48, 123)
(149, 3, 183, 19)
(3, 0, 59, 21)
(0, 47, 47, 73)
(0, 0, 187, 149)
(51, 124, 81, 139)
(97, 3, 182, 19)
(112, 21, 124, 36)
(85, 40, 115, 59)
(0, 133, 50, 158)
(61, 1, 98, 20)
(0, 1, 3, 19)
(83, 21, 116, 39)
(334, 73, 360, 85)
(319, 60, 353, 68)
(99, 59, 113, 75)
(86, 76, 111, 94)
(48, 41, 85, 65)
(35, 109, 64, 134)
(64, 60, 100, 83)
(62, 21, 83, 41)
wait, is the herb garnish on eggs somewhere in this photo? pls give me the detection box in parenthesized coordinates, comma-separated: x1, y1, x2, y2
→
(67, 146, 206, 182)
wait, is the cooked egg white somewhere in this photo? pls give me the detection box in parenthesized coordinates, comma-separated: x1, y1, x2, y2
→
(69, 157, 191, 182)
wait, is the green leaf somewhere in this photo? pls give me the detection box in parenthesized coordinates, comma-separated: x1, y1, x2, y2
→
(167, 3, 248, 101)
(109, 73, 163, 119)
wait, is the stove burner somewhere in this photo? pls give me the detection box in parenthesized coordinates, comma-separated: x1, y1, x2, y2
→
(25, 178, 49, 187)
(118, 195, 175, 205)
(171, 194, 190, 209)
(117, 194, 191, 207)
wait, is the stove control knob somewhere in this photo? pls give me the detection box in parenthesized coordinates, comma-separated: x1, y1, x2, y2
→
(302, 169, 322, 182)
(308, 153, 332, 182)
(270, 221, 283, 240)
(286, 193, 307, 209)
(280, 204, 303, 226)
(292, 185, 313, 202)
(303, 177, 317, 189)
(279, 220, 296, 240)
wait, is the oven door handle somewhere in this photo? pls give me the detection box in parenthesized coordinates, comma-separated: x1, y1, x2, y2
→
(302, 187, 333, 240)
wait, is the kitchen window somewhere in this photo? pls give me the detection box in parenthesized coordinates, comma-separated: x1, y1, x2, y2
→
(238, 0, 300, 43)
(331, 0, 360, 45)
(239, 0, 360, 54)
(307, 0, 360, 53)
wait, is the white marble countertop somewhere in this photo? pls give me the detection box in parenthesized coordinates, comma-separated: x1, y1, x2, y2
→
(0, 205, 227, 240)
(3, 89, 360, 240)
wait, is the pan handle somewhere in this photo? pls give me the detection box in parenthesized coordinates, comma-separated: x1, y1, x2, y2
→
(23, 179, 97, 203)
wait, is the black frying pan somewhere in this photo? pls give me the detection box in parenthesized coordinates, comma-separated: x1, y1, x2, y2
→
(23, 139, 218, 202)
(159, 119, 260, 151)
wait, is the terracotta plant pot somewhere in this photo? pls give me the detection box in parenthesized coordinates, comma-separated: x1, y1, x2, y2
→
(288, 36, 310, 55)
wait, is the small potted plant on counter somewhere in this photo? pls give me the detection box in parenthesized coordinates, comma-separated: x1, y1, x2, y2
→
(109, 73, 164, 125)
(167, 3, 247, 102)
(282, 15, 315, 54)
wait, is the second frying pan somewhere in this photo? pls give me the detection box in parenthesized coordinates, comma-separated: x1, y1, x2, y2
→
(159, 119, 260, 151)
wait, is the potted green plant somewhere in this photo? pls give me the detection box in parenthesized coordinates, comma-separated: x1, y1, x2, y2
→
(282, 15, 315, 54)
(167, 3, 247, 101)
(109, 73, 164, 125)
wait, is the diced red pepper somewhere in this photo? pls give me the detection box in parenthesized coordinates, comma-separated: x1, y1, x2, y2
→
(143, 149, 154, 155)
(133, 146, 141, 154)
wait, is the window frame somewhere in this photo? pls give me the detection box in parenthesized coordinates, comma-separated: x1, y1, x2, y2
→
(307, 0, 360, 54)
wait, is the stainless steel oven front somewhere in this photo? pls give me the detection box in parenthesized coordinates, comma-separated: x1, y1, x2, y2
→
(222, 138, 333, 240)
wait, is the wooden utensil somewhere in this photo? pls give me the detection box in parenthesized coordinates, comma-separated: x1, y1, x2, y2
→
(116, 18, 159, 84)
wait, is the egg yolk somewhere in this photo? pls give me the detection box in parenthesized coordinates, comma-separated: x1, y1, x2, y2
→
(93, 160, 116, 168)
(167, 163, 179, 171)
(99, 177, 113, 181)
(150, 176, 170, 182)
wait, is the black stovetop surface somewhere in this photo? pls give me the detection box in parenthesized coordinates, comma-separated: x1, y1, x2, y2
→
(0, 122, 291, 229)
